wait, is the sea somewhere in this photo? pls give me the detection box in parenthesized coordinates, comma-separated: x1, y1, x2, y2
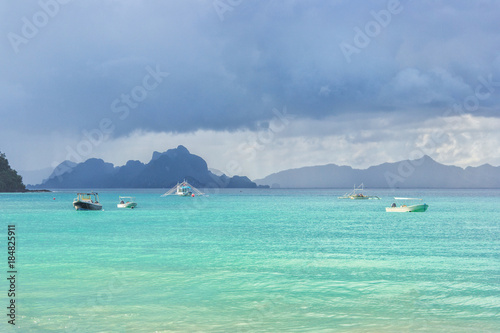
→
(1, 188, 499, 332)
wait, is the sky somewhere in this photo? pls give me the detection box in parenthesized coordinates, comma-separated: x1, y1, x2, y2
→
(1, 0, 499, 183)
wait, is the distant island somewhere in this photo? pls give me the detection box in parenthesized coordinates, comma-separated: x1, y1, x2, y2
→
(32, 145, 265, 189)
(254, 155, 500, 188)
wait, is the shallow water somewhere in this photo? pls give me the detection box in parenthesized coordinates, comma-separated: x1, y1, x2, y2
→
(1, 188, 499, 332)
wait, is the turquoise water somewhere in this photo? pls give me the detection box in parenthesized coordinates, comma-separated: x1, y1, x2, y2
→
(1, 188, 499, 332)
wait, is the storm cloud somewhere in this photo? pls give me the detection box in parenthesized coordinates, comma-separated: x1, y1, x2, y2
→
(1, 0, 499, 180)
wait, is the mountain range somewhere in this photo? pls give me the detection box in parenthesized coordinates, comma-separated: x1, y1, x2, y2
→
(254, 155, 500, 188)
(33, 145, 259, 189)
(32, 148, 500, 189)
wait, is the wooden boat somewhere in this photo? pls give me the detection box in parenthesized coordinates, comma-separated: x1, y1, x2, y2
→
(338, 183, 380, 200)
(161, 180, 204, 197)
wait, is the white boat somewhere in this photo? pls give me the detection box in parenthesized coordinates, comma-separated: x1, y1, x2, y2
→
(117, 196, 137, 209)
(386, 198, 428, 212)
(161, 180, 205, 197)
(176, 183, 193, 196)
(338, 183, 380, 200)
(73, 192, 102, 211)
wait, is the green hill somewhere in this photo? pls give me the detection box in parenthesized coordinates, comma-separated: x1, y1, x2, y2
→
(0, 152, 26, 192)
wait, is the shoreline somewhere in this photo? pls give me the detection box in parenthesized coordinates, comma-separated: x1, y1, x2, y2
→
(0, 189, 51, 193)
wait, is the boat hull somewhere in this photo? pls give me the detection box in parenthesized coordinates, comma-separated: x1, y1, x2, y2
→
(338, 195, 380, 199)
(350, 196, 370, 199)
(386, 204, 428, 212)
(350, 195, 380, 200)
(117, 202, 137, 209)
(73, 201, 102, 211)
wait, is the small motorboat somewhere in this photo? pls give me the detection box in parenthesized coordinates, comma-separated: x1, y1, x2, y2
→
(117, 196, 137, 209)
(73, 192, 102, 211)
(386, 198, 428, 212)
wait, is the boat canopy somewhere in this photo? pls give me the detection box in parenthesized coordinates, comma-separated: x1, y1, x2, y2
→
(76, 192, 99, 200)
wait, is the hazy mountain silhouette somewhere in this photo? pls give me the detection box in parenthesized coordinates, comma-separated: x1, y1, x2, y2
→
(254, 155, 500, 188)
(35, 145, 258, 189)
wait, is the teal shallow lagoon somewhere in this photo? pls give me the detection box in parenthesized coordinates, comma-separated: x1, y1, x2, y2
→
(1, 189, 499, 332)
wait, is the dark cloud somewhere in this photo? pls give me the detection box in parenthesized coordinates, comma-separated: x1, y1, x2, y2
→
(1, 0, 499, 141)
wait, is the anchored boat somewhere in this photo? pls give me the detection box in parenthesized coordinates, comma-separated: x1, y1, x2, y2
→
(338, 183, 380, 200)
(386, 198, 428, 212)
(117, 196, 137, 209)
(73, 192, 102, 211)
(161, 180, 205, 197)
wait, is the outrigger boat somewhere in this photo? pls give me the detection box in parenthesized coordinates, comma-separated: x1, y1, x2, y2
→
(73, 192, 102, 211)
(117, 196, 137, 209)
(161, 180, 205, 197)
(386, 198, 428, 212)
(338, 183, 380, 200)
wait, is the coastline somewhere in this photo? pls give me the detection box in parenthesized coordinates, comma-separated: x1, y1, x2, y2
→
(0, 189, 51, 193)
